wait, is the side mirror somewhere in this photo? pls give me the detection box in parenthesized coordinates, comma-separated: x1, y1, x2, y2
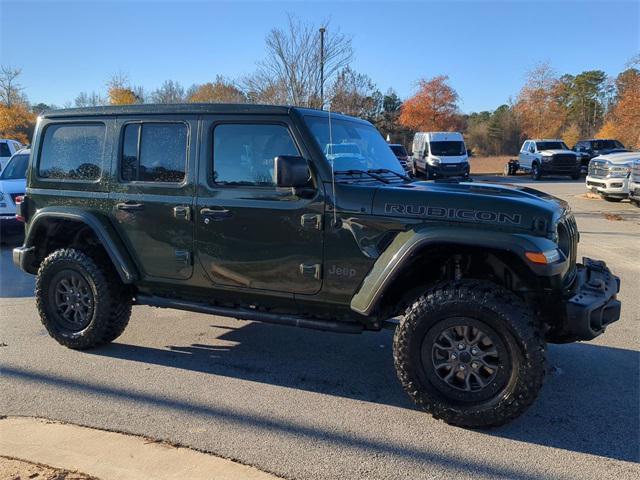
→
(274, 155, 309, 188)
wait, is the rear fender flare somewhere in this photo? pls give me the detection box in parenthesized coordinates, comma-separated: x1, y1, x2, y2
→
(24, 207, 138, 283)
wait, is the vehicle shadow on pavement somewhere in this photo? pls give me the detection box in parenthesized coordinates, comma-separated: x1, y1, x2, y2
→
(78, 323, 639, 463)
(0, 244, 34, 298)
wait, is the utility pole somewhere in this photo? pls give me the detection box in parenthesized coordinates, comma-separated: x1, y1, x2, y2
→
(319, 27, 326, 110)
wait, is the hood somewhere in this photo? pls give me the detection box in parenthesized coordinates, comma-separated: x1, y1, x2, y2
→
(371, 180, 568, 233)
(0, 178, 26, 194)
(592, 151, 640, 164)
(539, 149, 576, 156)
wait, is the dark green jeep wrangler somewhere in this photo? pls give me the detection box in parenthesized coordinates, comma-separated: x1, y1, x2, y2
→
(13, 104, 621, 427)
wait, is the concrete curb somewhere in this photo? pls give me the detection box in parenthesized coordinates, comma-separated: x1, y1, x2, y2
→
(0, 417, 281, 480)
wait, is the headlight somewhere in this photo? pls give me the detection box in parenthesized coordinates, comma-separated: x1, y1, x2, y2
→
(429, 158, 440, 166)
(541, 155, 553, 162)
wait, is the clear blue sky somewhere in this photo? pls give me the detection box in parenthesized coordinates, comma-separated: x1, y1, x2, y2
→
(1, 0, 638, 113)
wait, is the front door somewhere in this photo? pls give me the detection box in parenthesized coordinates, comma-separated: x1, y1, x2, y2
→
(195, 117, 324, 294)
(109, 116, 196, 280)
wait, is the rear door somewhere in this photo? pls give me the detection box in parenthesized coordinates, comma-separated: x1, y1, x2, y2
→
(195, 116, 324, 294)
(108, 116, 196, 280)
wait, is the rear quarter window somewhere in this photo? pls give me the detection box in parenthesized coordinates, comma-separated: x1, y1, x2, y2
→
(38, 123, 105, 181)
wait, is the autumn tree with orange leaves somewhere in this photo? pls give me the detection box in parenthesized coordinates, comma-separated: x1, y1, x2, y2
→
(514, 63, 567, 139)
(399, 76, 461, 132)
(598, 62, 640, 148)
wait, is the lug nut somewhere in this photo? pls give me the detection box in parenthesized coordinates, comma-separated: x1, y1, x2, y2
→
(471, 362, 479, 369)
(471, 348, 478, 355)
(451, 353, 457, 360)
(459, 364, 466, 370)
(458, 343, 465, 350)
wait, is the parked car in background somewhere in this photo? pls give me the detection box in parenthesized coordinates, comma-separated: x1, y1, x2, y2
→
(629, 159, 640, 207)
(573, 139, 627, 171)
(0, 148, 29, 242)
(586, 151, 638, 202)
(518, 139, 581, 180)
(410, 132, 469, 179)
(388, 143, 410, 173)
(0, 139, 24, 172)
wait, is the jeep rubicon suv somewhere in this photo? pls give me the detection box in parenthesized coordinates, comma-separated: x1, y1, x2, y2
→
(13, 104, 621, 427)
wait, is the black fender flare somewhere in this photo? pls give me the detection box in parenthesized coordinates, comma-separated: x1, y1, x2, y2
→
(349, 226, 567, 316)
(24, 207, 138, 283)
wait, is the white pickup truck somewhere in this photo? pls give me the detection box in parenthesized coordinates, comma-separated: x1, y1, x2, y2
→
(518, 139, 581, 180)
(0, 138, 24, 172)
(586, 151, 639, 202)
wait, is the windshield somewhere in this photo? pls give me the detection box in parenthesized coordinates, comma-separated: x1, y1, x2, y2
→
(389, 145, 408, 157)
(0, 154, 28, 180)
(304, 115, 404, 174)
(429, 141, 466, 156)
(536, 141, 568, 151)
(592, 140, 625, 150)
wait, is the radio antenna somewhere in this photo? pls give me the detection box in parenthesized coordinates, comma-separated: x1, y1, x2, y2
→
(328, 103, 337, 227)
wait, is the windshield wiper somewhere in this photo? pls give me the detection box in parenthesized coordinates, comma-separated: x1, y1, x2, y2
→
(333, 169, 390, 184)
(367, 168, 411, 181)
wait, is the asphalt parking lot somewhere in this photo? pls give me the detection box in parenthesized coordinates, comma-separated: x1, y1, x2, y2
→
(1, 177, 639, 480)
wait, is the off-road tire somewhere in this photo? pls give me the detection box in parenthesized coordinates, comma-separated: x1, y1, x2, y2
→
(393, 280, 546, 428)
(531, 163, 542, 180)
(35, 248, 132, 349)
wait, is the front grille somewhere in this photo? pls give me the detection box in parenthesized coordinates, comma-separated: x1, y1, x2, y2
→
(558, 214, 578, 269)
(589, 160, 609, 178)
(632, 161, 640, 183)
(552, 154, 578, 166)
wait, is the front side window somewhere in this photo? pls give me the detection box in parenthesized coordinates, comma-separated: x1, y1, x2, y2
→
(39, 123, 104, 180)
(213, 123, 299, 186)
(121, 123, 187, 183)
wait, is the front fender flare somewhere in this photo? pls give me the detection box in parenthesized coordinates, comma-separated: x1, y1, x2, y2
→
(350, 226, 565, 316)
(24, 207, 138, 283)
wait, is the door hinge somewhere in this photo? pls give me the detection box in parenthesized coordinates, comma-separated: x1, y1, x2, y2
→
(173, 205, 191, 221)
(175, 250, 192, 265)
(301, 213, 322, 230)
(299, 263, 321, 280)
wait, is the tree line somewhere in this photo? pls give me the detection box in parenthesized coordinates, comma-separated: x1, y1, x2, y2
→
(1, 15, 638, 153)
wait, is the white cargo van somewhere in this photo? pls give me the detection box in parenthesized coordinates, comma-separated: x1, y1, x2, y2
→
(410, 132, 469, 179)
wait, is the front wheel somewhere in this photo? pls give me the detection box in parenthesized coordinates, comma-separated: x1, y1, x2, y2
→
(393, 280, 546, 428)
(531, 163, 542, 180)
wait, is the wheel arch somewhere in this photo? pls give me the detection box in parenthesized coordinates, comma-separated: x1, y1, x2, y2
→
(23, 207, 138, 283)
(350, 227, 561, 318)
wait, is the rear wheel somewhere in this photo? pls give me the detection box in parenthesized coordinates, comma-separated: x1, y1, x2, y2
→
(393, 280, 546, 428)
(35, 248, 132, 349)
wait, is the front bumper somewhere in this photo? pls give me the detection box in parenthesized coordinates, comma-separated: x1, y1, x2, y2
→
(586, 176, 629, 197)
(565, 257, 621, 341)
(428, 162, 470, 178)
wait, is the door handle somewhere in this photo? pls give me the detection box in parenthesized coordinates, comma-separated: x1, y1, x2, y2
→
(116, 202, 144, 211)
(200, 207, 232, 221)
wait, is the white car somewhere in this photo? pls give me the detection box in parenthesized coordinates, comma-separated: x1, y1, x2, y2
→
(629, 159, 640, 207)
(411, 132, 469, 179)
(586, 151, 638, 202)
(518, 139, 581, 180)
(0, 148, 29, 241)
(0, 138, 24, 172)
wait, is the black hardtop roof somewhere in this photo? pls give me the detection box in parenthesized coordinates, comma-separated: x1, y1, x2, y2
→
(40, 103, 369, 123)
(581, 138, 620, 142)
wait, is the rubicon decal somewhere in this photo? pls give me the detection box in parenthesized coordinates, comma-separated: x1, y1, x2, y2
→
(384, 203, 522, 225)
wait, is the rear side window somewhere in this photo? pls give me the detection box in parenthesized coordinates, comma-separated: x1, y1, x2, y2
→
(39, 124, 105, 180)
(213, 124, 299, 186)
(1, 142, 12, 157)
(121, 123, 187, 183)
